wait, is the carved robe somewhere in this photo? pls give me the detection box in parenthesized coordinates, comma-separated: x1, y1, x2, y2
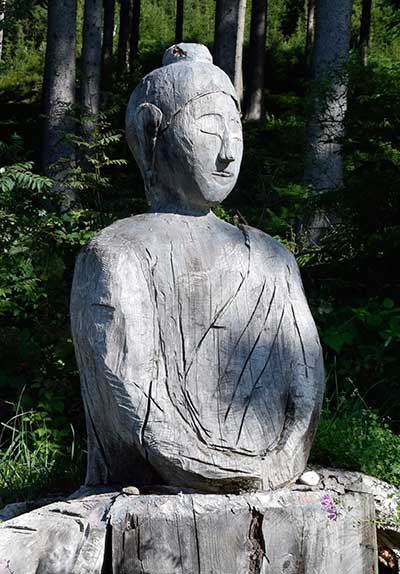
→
(71, 211, 324, 491)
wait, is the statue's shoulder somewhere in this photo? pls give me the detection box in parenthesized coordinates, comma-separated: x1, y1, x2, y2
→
(81, 213, 162, 261)
(242, 224, 298, 269)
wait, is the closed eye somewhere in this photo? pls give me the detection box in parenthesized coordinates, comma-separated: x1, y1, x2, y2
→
(199, 128, 223, 140)
(196, 114, 224, 136)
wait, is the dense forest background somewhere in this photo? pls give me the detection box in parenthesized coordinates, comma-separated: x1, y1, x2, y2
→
(0, 0, 399, 503)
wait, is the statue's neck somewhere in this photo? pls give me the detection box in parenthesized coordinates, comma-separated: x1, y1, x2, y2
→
(148, 193, 212, 217)
(145, 182, 215, 217)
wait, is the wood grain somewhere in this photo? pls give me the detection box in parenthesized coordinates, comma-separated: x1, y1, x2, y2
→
(71, 211, 324, 491)
(0, 488, 378, 573)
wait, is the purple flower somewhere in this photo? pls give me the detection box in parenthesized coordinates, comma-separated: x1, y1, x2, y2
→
(327, 510, 337, 521)
(321, 494, 332, 509)
(321, 494, 338, 521)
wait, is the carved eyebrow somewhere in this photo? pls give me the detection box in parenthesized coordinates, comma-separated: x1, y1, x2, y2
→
(157, 90, 239, 139)
(194, 112, 224, 121)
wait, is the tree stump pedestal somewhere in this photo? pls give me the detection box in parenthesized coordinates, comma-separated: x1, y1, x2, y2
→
(0, 486, 378, 573)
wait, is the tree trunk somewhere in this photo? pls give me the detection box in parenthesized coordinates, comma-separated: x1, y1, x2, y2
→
(0, 0, 5, 62)
(101, 0, 115, 91)
(214, 0, 247, 101)
(359, 0, 372, 66)
(175, 0, 184, 43)
(305, 0, 315, 70)
(81, 0, 103, 137)
(117, 0, 132, 74)
(244, 0, 267, 120)
(303, 0, 353, 241)
(42, 0, 77, 198)
(129, 0, 141, 70)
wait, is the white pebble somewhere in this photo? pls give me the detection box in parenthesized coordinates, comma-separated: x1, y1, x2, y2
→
(299, 470, 320, 486)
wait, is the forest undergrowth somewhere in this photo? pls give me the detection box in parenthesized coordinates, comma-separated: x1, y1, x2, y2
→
(0, 0, 399, 504)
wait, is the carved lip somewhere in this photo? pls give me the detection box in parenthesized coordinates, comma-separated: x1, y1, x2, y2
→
(212, 171, 234, 178)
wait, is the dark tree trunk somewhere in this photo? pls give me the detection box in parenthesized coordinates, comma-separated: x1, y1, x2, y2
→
(305, 0, 315, 70)
(129, 0, 141, 69)
(117, 0, 132, 74)
(245, 0, 267, 121)
(214, 0, 222, 48)
(101, 0, 115, 91)
(214, 0, 247, 101)
(42, 0, 77, 199)
(81, 0, 103, 138)
(280, 0, 304, 38)
(359, 0, 372, 66)
(175, 0, 184, 43)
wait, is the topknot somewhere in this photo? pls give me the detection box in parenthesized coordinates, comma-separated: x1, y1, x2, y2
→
(162, 43, 213, 66)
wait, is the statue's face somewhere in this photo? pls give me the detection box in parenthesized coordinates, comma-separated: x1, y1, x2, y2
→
(157, 92, 243, 209)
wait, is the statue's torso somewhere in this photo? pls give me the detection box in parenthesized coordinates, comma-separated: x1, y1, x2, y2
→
(71, 212, 323, 489)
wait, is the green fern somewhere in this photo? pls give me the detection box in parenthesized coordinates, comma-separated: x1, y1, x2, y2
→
(0, 162, 53, 197)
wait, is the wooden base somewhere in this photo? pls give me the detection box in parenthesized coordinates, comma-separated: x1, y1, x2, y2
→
(0, 488, 378, 574)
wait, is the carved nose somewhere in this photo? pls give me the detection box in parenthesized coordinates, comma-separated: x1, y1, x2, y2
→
(218, 130, 235, 164)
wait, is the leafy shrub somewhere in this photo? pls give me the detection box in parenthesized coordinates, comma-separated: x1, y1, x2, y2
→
(0, 126, 142, 501)
(0, 140, 98, 495)
(312, 391, 400, 488)
(0, 390, 82, 502)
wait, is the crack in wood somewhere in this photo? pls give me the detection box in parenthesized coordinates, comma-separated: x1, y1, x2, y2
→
(291, 303, 310, 379)
(248, 507, 267, 574)
(191, 500, 202, 574)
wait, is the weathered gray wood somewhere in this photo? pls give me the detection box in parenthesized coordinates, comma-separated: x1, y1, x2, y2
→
(72, 211, 324, 492)
(71, 43, 324, 492)
(0, 497, 65, 522)
(109, 491, 378, 574)
(0, 490, 117, 574)
(0, 487, 378, 573)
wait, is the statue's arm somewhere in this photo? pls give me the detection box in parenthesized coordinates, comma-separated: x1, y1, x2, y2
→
(70, 244, 120, 484)
(70, 242, 157, 486)
(273, 251, 325, 472)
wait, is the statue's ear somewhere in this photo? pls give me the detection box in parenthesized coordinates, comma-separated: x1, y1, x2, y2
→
(134, 103, 163, 176)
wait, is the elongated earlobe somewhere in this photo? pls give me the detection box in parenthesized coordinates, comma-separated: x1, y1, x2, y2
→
(134, 103, 163, 191)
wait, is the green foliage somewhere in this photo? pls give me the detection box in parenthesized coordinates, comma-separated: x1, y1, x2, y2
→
(279, 0, 304, 39)
(320, 298, 400, 356)
(0, 390, 82, 502)
(140, 0, 175, 49)
(0, 138, 108, 501)
(65, 112, 128, 200)
(312, 390, 400, 488)
(0, 1, 46, 97)
(314, 296, 400, 423)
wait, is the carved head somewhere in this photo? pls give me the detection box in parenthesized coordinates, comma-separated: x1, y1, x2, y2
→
(126, 43, 243, 212)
